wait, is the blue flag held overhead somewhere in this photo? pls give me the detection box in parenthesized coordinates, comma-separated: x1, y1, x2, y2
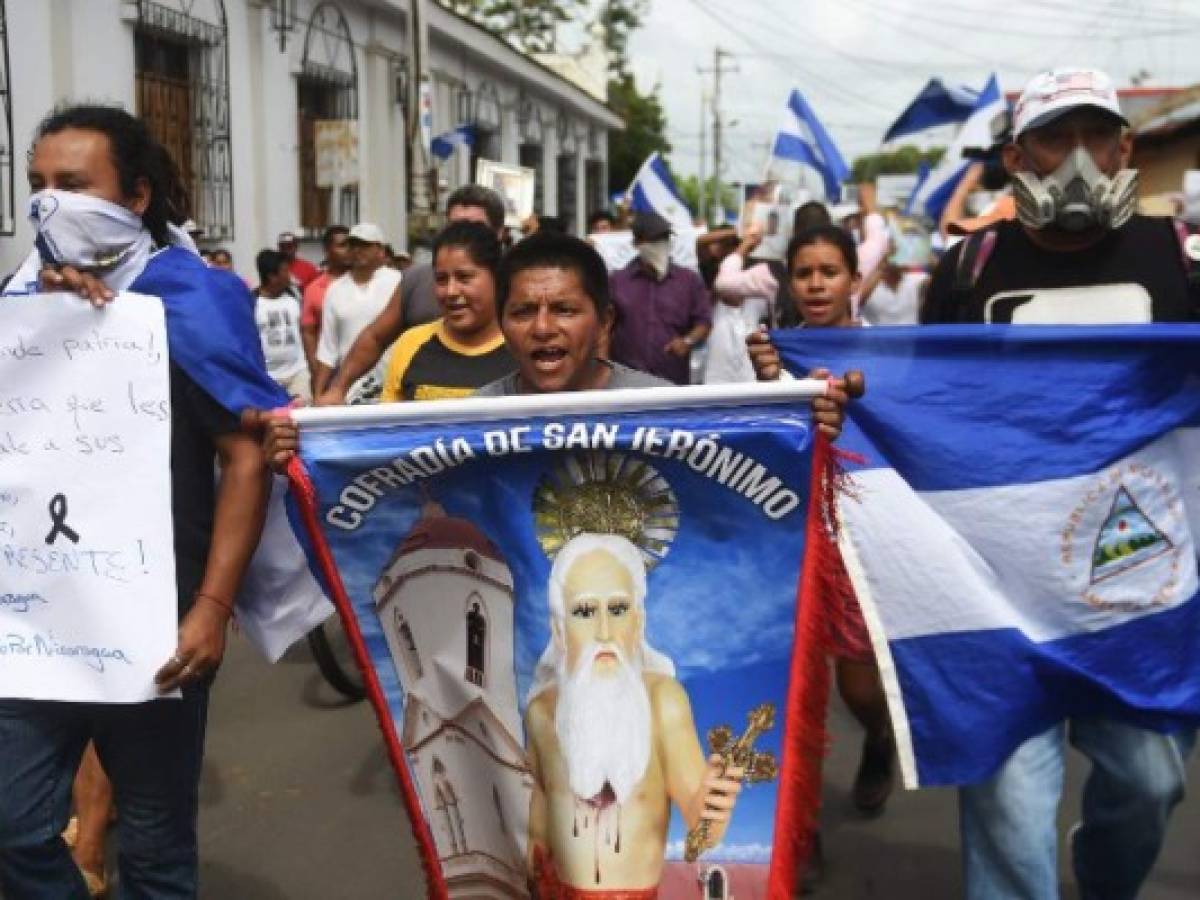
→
(883, 78, 980, 143)
(766, 90, 849, 202)
(777, 325, 1200, 789)
(626, 151, 694, 232)
(906, 74, 1006, 223)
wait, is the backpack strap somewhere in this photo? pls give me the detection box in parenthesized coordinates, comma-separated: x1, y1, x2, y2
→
(950, 229, 998, 319)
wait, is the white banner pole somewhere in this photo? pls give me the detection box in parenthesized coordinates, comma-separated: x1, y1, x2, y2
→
(292, 379, 828, 431)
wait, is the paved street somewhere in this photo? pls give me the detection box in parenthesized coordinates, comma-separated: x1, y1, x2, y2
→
(195, 634, 1200, 899)
(9, 631, 1197, 899)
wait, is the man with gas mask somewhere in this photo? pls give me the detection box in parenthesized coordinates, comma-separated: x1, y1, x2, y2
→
(922, 69, 1197, 900)
(924, 67, 1196, 325)
(608, 211, 712, 385)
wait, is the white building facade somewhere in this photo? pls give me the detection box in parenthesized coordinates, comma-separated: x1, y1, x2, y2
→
(0, 0, 620, 277)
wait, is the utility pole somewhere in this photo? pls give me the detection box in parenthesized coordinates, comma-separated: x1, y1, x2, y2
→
(408, 0, 433, 226)
(697, 87, 708, 226)
(698, 47, 737, 224)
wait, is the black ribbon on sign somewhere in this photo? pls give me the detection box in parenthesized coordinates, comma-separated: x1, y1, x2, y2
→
(45, 493, 80, 545)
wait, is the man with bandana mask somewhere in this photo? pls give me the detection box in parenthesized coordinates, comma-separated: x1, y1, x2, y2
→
(608, 212, 712, 385)
(0, 104, 280, 899)
(922, 69, 1197, 900)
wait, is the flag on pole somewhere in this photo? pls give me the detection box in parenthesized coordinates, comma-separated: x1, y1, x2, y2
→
(431, 124, 476, 162)
(905, 75, 1005, 223)
(626, 151, 694, 232)
(777, 324, 1200, 788)
(883, 78, 980, 143)
(766, 90, 850, 202)
(285, 382, 842, 897)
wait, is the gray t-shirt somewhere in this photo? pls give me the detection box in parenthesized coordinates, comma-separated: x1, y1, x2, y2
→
(399, 262, 439, 330)
(475, 360, 668, 396)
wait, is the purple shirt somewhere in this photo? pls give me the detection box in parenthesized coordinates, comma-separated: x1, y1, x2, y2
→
(608, 261, 712, 385)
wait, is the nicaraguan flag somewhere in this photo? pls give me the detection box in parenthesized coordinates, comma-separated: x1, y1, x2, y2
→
(883, 78, 980, 144)
(766, 90, 849, 202)
(777, 325, 1200, 788)
(626, 151, 694, 232)
(905, 74, 1005, 223)
(431, 124, 475, 161)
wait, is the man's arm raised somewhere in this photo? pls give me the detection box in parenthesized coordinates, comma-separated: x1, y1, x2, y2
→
(315, 284, 404, 406)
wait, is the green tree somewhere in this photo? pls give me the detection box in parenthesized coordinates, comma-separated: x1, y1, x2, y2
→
(607, 73, 671, 195)
(599, 0, 648, 77)
(850, 145, 946, 183)
(440, 0, 583, 53)
(676, 175, 736, 220)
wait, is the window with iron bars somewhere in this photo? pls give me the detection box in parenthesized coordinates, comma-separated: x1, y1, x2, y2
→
(297, 70, 359, 233)
(0, 0, 14, 236)
(133, 1, 233, 241)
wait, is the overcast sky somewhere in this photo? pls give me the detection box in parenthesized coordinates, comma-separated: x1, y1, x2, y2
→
(619, 0, 1200, 186)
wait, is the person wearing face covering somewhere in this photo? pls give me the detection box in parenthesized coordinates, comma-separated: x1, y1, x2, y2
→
(0, 104, 279, 899)
(923, 67, 1196, 327)
(921, 69, 1197, 900)
(607, 211, 712, 385)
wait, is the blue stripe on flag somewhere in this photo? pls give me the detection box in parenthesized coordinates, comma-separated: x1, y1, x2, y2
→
(894, 587, 1200, 785)
(774, 324, 1200, 490)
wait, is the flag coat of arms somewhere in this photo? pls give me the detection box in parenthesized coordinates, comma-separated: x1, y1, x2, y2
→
(286, 383, 836, 898)
(777, 325, 1200, 788)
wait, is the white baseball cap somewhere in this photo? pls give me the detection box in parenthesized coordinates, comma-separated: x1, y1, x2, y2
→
(348, 222, 386, 244)
(1013, 67, 1128, 138)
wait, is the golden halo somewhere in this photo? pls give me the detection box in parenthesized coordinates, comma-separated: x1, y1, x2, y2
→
(533, 451, 680, 570)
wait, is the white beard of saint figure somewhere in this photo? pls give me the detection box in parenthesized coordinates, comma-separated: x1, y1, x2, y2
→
(555, 641, 652, 806)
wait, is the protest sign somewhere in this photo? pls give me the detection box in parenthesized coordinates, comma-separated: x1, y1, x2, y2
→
(0, 292, 177, 703)
(286, 383, 835, 898)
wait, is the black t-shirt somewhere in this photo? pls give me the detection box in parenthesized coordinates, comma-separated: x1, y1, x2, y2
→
(923, 216, 1195, 325)
(170, 364, 240, 618)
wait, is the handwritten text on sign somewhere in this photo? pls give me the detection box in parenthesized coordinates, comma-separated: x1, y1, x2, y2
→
(0, 292, 176, 702)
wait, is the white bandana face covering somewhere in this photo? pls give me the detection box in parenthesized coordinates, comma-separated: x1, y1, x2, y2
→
(637, 240, 671, 280)
(28, 189, 153, 290)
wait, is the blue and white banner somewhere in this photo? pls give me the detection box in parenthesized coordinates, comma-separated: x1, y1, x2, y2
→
(626, 152, 694, 233)
(766, 90, 850, 203)
(432, 125, 476, 162)
(883, 78, 980, 144)
(287, 384, 831, 898)
(905, 75, 1006, 223)
(777, 325, 1200, 788)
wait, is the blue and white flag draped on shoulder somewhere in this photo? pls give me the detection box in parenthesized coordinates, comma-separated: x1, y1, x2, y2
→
(776, 325, 1200, 789)
(129, 248, 334, 660)
(431, 125, 475, 162)
(883, 78, 980, 144)
(626, 152, 694, 233)
(766, 90, 850, 202)
(905, 75, 1005, 223)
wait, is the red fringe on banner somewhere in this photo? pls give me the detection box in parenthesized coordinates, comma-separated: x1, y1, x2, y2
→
(285, 456, 450, 900)
(767, 435, 860, 898)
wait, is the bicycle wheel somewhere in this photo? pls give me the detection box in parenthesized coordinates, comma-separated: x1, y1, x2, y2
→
(306, 617, 366, 702)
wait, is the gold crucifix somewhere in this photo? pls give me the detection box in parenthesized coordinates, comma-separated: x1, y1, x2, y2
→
(684, 703, 779, 862)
